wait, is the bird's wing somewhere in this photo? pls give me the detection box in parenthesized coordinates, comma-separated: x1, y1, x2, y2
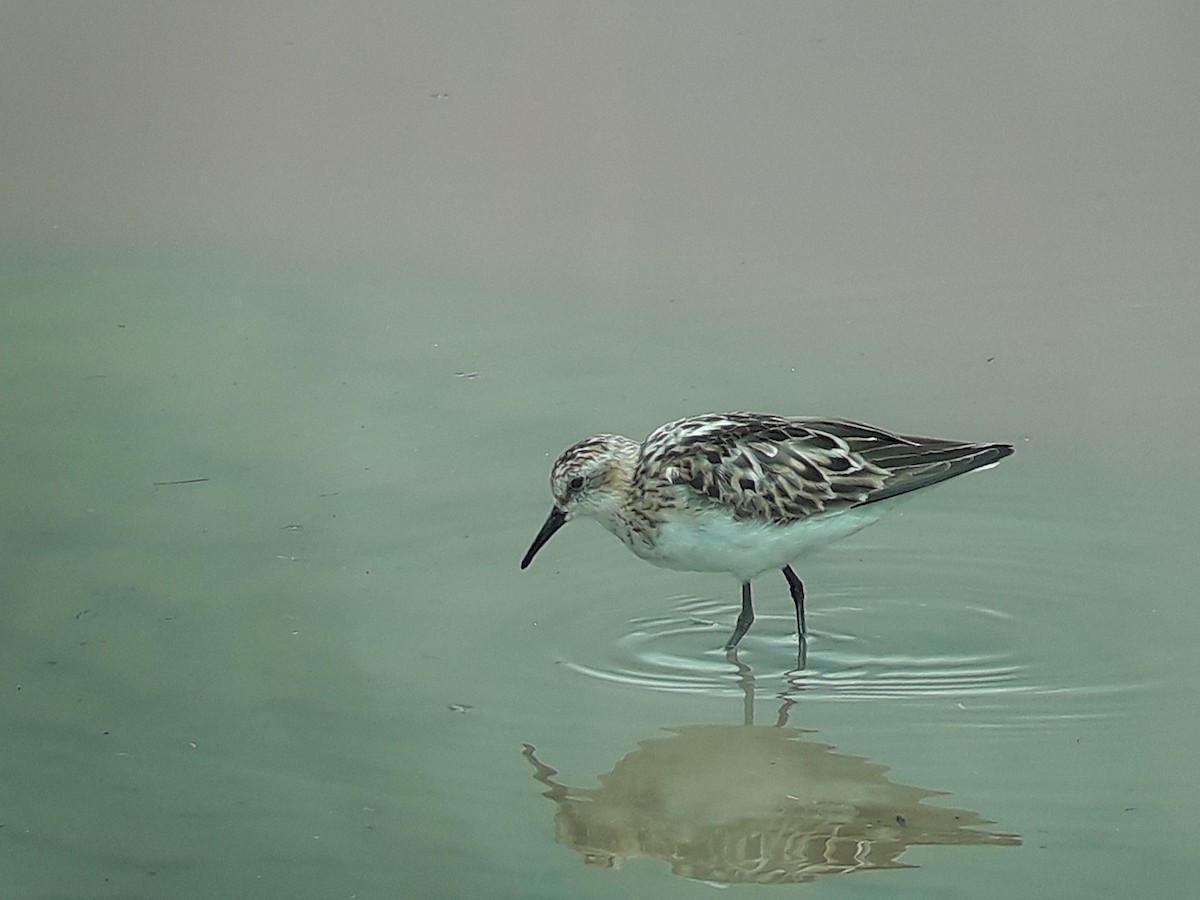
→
(638, 413, 1012, 522)
(636, 413, 887, 521)
(817, 417, 1014, 504)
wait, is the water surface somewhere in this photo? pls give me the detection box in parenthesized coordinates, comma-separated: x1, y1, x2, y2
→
(2, 4, 1198, 899)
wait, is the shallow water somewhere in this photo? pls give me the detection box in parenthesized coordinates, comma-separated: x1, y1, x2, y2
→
(3, 4, 1199, 899)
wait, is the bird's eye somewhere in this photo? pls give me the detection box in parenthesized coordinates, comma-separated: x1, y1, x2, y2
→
(568, 475, 585, 492)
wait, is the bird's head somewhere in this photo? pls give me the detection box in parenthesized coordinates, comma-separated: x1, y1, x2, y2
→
(520, 434, 640, 569)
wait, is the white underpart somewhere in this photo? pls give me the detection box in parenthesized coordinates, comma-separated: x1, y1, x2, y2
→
(612, 504, 891, 582)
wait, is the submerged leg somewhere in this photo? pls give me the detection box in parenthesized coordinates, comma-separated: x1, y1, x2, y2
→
(781, 565, 807, 637)
(724, 582, 755, 650)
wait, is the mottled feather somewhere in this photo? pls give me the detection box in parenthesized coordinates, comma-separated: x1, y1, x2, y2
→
(635, 412, 1010, 523)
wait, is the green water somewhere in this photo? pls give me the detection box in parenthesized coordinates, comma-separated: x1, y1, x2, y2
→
(3, 4, 1198, 899)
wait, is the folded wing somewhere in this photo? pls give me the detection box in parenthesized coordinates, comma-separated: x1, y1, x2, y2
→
(638, 413, 1013, 523)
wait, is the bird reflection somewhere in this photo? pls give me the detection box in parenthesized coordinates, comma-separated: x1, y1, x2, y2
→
(522, 658, 1019, 884)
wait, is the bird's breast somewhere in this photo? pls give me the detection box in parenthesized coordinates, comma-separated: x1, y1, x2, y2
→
(634, 506, 886, 581)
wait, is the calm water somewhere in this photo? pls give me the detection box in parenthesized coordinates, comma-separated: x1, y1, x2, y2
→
(3, 5, 1198, 899)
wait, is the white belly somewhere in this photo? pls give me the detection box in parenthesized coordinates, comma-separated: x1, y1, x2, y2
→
(636, 506, 886, 581)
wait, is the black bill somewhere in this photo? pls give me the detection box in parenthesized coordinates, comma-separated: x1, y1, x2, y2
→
(520, 506, 568, 569)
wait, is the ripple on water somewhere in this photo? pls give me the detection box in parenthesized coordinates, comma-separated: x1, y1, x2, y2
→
(559, 593, 1139, 718)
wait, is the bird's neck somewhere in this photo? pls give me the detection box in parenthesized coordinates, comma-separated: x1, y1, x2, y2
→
(580, 437, 648, 548)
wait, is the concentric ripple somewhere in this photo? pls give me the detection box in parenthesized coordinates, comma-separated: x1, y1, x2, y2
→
(558, 592, 1136, 718)
(563, 595, 1019, 699)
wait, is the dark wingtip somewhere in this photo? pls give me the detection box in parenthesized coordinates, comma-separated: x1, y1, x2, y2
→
(858, 439, 1015, 506)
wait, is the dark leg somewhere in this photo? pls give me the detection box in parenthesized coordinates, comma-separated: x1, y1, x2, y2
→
(781, 565, 807, 637)
(724, 582, 754, 650)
